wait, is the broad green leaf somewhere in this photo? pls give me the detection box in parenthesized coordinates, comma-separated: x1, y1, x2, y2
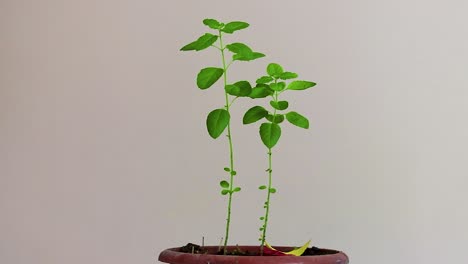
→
(249, 85, 273, 98)
(269, 188, 277, 193)
(270, 100, 289, 110)
(221, 189, 229, 195)
(256, 76, 273, 84)
(224, 167, 230, 172)
(259, 185, 267, 190)
(267, 63, 284, 77)
(259, 123, 281, 148)
(226, 42, 252, 54)
(285, 111, 309, 129)
(270, 82, 286, 91)
(279, 71, 298, 80)
(233, 52, 265, 61)
(197, 67, 224, 89)
(180, 33, 218, 51)
(243, 106, 268, 124)
(226, 43, 265, 61)
(287, 80, 316, 90)
(233, 187, 241, 192)
(225, 80, 251, 96)
(266, 114, 284, 124)
(203, 18, 222, 29)
(220, 180, 229, 188)
(206, 109, 230, 138)
(221, 21, 249, 33)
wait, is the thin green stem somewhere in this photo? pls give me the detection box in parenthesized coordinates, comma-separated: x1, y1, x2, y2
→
(219, 30, 235, 254)
(260, 148, 273, 255)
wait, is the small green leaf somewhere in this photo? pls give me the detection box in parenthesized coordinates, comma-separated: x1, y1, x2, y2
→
(180, 33, 218, 51)
(206, 109, 230, 138)
(287, 80, 316, 90)
(259, 185, 267, 190)
(267, 63, 284, 77)
(221, 189, 229, 195)
(269, 188, 277, 193)
(197, 67, 224, 89)
(203, 18, 222, 29)
(260, 216, 265, 220)
(249, 86, 273, 98)
(285, 111, 309, 129)
(259, 227, 264, 231)
(243, 106, 268, 124)
(230, 170, 237, 176)
(279, 72, 298, 80)
(270, 82, 286, 91)
(224, 167, 230, 172)
(220, 180, 229, 188)
(221, 21, 249, 33)
(256, 76, 273, 84)
(259, 123, 281, 148)
(270, 100, 289, 110)
(233, 187, 241, 192)
(266, 114, 284, 124)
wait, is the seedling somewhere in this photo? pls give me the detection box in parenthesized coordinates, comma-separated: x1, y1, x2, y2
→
(180, 18, 265, 253)
(243, 63, 316, 253)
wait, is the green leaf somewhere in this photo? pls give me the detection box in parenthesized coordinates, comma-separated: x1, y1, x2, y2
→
(269, 188, 277, 193)
(267, 63, 284, 77)
(260, 216, 265, 220)
(287, 80, 316, 90)
(259, 185, 267, 190)
(203, 18, 222, 29)
(270, 82, 286, 91)
(233, 187, 241, 192)
(279, 72, 298, 80)
(221, 189, 229, 195)
(226, 42, 252, 54)
(256, 76, 273, 84)
(259, 123, 281, 148)
(266, 114, 284, 124)
(226, 43, 265, 61)
(225, 81, 252, 97)
(230, 170, 237, 176)
(243, 106, 268, 124)
(220, 180, 229, 188)
(270, 100, 289, 110)
(249, 85, 273, 98)
(224, 167, 230, 172)
(180, 33, 218, 51)
(285, 111, 309, 129)
(221, 21, 249, 33)
(233, 52, 265, 61)
(206, 109, 230, 138)
(197, 67, 224, 89)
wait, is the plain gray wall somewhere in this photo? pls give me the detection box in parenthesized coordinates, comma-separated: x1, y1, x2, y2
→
(2, 0, 467, 264)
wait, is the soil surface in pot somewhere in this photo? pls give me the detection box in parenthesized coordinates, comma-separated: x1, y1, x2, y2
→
(180, 243, 339, 256)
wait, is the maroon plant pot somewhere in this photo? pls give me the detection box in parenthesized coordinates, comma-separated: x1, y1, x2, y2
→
(159, 246, 349, 264)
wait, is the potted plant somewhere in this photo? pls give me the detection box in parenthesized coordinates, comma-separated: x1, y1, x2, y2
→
(158, 18, 349, 264)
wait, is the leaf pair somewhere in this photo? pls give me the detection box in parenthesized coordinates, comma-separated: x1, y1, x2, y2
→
(203, 19, 249, 34)
(226, 42, 265, 62)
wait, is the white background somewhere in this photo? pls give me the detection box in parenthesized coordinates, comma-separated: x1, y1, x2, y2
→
(2, 1, 468, 264)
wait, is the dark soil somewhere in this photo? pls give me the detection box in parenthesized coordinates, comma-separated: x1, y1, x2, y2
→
(179, 243, 339, 256)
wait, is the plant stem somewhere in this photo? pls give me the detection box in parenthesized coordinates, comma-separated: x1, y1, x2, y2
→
(260, 88, 279, 255)
(219, 30, 235, 254)
(260, 148, 273, 254)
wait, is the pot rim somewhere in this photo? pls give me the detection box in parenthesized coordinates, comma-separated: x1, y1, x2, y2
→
(159, 245, 349, 264)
